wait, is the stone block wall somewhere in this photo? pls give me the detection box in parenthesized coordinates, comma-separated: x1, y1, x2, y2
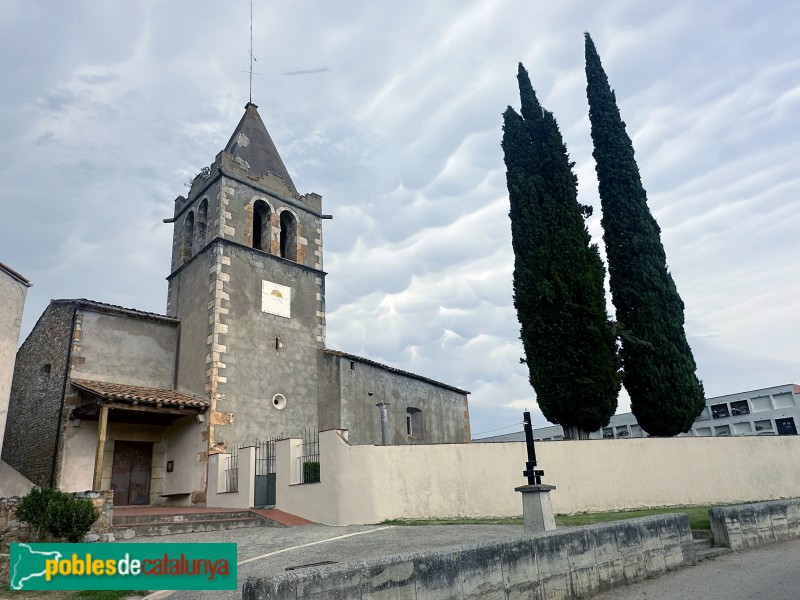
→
(2, 301, 75, 486)
(709, 498, 800, 550)
(243, 514, 696, 600)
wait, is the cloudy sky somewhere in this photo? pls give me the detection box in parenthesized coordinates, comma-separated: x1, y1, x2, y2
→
(2, 0, 798, 439)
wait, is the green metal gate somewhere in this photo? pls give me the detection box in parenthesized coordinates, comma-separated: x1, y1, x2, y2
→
(254, 438, 276, 507)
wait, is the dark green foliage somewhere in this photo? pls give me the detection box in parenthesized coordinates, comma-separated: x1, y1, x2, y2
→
(503, 63, 621, 438)
(584, 33, 705, 435)
(16, 487, 100, 542)
(303, 461, 320, 483)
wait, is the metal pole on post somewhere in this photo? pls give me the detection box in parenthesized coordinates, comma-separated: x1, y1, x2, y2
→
(516, 410, 556, 533)
(522, 410, 544, 485)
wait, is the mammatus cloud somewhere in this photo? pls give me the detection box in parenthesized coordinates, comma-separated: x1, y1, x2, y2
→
(1, 0, 798, 438)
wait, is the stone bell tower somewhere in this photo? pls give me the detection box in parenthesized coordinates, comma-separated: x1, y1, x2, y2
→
(166, 103, 328, 454)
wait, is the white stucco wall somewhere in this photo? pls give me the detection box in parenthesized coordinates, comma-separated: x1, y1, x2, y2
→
(0, 267, 28, 452)
(275, 431, 800, 525)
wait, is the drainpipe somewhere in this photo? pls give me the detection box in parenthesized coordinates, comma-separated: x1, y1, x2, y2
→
(373, 396, 391, 446)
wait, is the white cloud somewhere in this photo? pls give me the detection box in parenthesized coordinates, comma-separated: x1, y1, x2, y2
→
(2, 0, 798, 439)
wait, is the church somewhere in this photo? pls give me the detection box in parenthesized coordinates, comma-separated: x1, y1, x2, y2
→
(2, 103, 471, 507)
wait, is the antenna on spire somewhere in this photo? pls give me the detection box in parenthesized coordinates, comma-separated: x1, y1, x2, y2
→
(249, 0, 255, 103)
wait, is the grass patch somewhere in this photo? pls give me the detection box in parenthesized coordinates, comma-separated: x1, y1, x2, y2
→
(382, 505, 725, 531)
(555, 506, 713, 530)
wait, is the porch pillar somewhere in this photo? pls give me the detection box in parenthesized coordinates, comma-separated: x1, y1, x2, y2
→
(93, 405, 109, 491)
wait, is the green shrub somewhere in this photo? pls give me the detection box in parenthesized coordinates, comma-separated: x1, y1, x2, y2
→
(16, 487, 62, 540)
(303, 461, 320, 483)
(16, 488, 100, 542)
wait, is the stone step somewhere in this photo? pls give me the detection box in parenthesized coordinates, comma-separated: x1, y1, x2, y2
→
(113, 515, 269, 539)
(694, 538, 713, 551)
(695, 545, 732, 561)
(113, 510, 253, 526)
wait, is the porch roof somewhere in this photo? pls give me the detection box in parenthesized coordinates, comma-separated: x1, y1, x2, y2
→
(71, 379, 209, 417)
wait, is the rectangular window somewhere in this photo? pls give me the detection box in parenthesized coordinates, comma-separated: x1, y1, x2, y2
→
(751, 396, 772, 412)
(773, 393, 795, 409)
(711, 403, 729, 419)
(715, 425, 731, 436)
(754, 419, 773, 433)
(730, 400, 750, 416)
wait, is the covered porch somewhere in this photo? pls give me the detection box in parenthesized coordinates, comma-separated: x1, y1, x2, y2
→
(64, 379, 209, 506)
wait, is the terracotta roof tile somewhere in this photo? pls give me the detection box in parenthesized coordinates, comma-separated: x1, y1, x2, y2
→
(71, 379, 209, 409)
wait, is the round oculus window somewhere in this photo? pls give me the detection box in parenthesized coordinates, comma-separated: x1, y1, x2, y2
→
(272, 393, 287, 410)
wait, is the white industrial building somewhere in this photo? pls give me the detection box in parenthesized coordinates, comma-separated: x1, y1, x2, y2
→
(475, 384, 800, 442)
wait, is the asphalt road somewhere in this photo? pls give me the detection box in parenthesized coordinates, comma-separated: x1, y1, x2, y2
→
(130, 523, 523, 600)
(591, 537, 800, 600)
(129, 526, 800, 600)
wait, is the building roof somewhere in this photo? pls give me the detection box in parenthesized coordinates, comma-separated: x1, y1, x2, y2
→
(71, 379, 209, 410)
(52, 299, 179, 325)
(323, 349, 470, 395)
(223, 102, 298, 196)
(0, 262, 31, 286)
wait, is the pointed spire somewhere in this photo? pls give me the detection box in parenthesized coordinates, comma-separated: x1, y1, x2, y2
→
(224, 103, 298, 196)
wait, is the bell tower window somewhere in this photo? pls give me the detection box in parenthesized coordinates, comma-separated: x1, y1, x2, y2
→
(181, 211, 195, 265)
(195, 199, 208, 252)
(253, 200, 271, 252)
(280, 210, 297, 261)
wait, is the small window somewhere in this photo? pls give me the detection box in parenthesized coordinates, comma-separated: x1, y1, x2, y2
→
(695, 427, 712, 437)
(710, 403, 729, 419)
(406, 407, 423, 439)
(615, 426, 630, 438)
(40, 364, 52, 375)
(602, 427, 614, 439)
(349, 361, 356, 371)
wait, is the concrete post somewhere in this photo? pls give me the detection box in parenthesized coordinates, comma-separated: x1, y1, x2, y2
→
(515, 484, 557, 534)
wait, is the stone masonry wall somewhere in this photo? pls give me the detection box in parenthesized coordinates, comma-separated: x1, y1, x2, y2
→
(2, 301, 75, 487)
(243, 514, 696, 600)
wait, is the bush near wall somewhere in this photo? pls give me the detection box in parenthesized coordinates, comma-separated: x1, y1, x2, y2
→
(0, 490, 113, 584)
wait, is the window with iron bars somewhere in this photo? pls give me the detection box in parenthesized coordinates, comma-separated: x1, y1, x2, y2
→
(299, 428, 320, 484)
(224, 446, 239, 493)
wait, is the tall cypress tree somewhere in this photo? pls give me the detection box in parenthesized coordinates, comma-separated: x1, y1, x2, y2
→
(503, 64, 620, 439)
(584, 33, 705, 436)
